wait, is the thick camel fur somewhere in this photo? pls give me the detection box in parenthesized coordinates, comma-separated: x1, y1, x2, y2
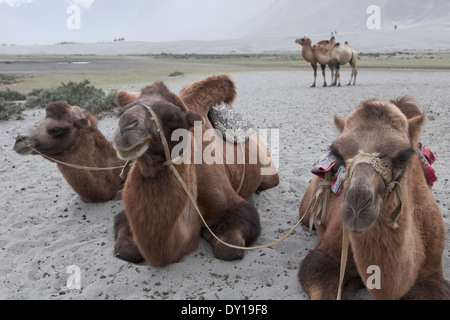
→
(112, 75, 279, 267)
(13, 101, 126, 203)
(298, 96, 450, 299)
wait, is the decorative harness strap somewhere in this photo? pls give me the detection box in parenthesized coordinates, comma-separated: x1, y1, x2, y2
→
(336, 151, 405, 300)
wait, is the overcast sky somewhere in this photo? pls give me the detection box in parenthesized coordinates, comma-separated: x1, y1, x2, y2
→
(0, 0, 277, 45)
(1, 0, 449, 46)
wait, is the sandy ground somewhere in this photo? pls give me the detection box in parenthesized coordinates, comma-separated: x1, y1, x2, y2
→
(1, 67, 450, 300)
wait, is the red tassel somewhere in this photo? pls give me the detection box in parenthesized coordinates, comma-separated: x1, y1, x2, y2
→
(423, 166, 438, 187)
(421, 146, 436, 165)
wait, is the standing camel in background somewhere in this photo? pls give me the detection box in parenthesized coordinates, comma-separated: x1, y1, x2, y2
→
(313, 41, 358, 86)
(295, 36, 335, 87)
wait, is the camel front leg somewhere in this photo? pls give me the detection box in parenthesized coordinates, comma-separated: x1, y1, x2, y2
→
(202, 200, 261, 261)
(401, 273, 450, 300)
(320, 64, 327, 87)
(328, 65, 334, 86)
(310, 63, 317, 87)
(299, 249, 361, 299)
(113, 210, 144, 263)
(335, 64, 341, 86)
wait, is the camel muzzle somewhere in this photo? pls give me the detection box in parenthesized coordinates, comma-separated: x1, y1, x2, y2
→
(341, 150, 405, 230)
(13, 135, 35, 155)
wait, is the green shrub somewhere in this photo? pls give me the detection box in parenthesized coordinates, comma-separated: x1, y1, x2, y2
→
(0, 74, 23, 85)
(25, 79, 117, 114)
(0, 98, 24, 120)
(0, 88, 27, 101)
(169, 71, 184, 77)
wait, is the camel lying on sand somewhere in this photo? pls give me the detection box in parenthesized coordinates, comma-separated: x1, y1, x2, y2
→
(298, 96, 450, 299)
(13, 101, 127, 202)
(112, 75, 279, 266)
(295, 36, 335, 87)
(312, 40, 358, 86)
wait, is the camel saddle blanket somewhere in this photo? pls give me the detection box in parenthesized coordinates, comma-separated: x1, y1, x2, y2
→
(208, 103, 256, 144)
(419, 143, 437, 187)
(311, 142, 438, 193)
(311, 153, 345, 195)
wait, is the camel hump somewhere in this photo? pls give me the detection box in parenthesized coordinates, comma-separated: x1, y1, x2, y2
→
(179, 75, 237, 118)
(116, 91, 140, 107)
(334, 43, 341, 47)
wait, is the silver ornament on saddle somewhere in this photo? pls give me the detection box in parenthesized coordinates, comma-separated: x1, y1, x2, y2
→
(208, 103, 256, 144)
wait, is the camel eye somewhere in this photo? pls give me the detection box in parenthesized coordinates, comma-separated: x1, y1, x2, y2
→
(392, 148, 415, 168)
(48, 127, 69, 138)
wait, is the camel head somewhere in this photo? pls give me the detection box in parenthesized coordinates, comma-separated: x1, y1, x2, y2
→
(295, 36, 311, 46)
(331, 98, 426, 235)
(113, 82, 202, 163)
(13, 101, 97, 157)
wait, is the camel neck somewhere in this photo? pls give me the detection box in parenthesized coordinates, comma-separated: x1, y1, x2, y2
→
(133, 153, 188, 179)
(302, 44, 315, 62)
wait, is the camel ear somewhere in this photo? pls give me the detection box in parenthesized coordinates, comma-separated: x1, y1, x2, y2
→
(333, 116, 345, 133)
(186, 111, 203, 128)
(70, 105, 85, 120)
(116, 91, 139, 107)
(408, 114, 426, 142)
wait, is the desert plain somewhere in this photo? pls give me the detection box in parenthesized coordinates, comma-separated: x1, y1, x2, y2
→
(0, 45, 450, 301)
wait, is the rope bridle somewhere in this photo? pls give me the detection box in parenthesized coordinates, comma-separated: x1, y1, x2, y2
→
(336, 150, 405, 299)
(17, 135, 129, 175)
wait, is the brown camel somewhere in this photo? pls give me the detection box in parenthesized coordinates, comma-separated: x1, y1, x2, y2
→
(112, 75, 279, 266)
(295, 36, 335, 87)
(312, 41, 358, 86)
(298, 96, 450, 300)
(13, 101, 127, 203)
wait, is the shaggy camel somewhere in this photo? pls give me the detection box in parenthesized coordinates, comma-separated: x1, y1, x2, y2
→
(112, 75, 279, 266)
(13, 101, 127, 203)
(295, 36, 335, 87)
(312, 41, 358, 86)
(298, 96, 450, 299)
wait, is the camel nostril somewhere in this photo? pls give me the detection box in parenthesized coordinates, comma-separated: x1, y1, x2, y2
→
(345, 189, 373, 217)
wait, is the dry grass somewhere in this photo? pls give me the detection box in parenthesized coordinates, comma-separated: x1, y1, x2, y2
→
(1, 52, 449, 94)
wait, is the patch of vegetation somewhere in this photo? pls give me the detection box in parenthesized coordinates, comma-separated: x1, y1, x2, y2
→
(0, 73, 24, 85)
(25, 79, 117, 114)
(0, 88, 27, 120)
(0, 88, 27, 101)
(168, 71, 184, 77)
(0, 98, 25, 120)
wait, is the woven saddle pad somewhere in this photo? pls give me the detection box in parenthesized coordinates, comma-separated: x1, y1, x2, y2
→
(208, 103, 256, 144)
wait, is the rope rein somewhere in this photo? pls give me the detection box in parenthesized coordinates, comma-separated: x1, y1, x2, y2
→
(18, 135, 127, 172)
